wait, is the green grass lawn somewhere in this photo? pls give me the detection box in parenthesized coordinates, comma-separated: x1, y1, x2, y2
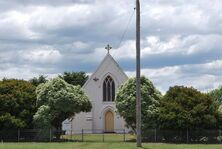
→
(1, 142, 222, 149)
(62, 133, 135, 142)
(1, 134, 222, 149)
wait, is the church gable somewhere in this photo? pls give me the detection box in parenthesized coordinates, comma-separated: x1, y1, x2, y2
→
(83, 53, 128, 90)
(69, 50, 129, 133)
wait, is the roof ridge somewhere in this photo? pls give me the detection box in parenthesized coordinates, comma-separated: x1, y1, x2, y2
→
(82, 53, 128, 88)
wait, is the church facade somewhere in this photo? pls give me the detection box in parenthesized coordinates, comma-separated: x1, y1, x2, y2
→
(68, 50, 129, 133)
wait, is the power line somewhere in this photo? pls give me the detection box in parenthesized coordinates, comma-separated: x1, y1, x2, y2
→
(98, 7, 136, 76)
(116, 8, 136, 49)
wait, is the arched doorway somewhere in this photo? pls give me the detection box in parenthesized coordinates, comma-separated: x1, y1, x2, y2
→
(105, 110, 114, 132)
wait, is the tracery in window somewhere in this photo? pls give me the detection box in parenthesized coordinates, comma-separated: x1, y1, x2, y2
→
(103, 76, 115, 102)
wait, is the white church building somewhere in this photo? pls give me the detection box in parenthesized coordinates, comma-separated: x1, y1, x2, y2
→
(63, 45, 129, 133)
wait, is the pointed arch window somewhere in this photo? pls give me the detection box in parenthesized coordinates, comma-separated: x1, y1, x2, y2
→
(103, 76, 115, 102)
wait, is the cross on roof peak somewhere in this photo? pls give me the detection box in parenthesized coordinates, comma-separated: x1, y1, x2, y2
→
(105, 44, 112, 54)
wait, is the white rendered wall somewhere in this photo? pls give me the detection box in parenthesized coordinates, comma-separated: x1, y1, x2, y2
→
(71, 54, 128, 133)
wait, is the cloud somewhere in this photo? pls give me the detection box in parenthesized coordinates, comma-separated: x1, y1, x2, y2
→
(107, 33, 222, 73)
(126, 59, 222, 93)
(0, 66, 59, 80)
(141, 0, 222, 35)
(21, 46, 62, 64)
(72, 41, 90, 49)
(0, 0, 221, 93)
(0, 10, 41, 40)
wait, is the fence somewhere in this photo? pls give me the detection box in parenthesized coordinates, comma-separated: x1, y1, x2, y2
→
(0, 129, 129, 142)
(142, 129, 222, 143)
(0, 128, 222, 143)
(64, 129, 129, 142)
(0, 129, 64, 142)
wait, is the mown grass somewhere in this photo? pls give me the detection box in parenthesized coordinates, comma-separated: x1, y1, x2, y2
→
(1, 134, 222, 149)
(1, 142, 222, 149)
(62, 133, 135, 142)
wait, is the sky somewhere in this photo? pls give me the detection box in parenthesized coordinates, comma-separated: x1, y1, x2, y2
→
(0, 0, 222, 93)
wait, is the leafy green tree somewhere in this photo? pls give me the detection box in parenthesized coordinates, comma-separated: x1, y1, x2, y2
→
(0, 79, 36, 129)
(209, 86, 222, 104)
(218, 105, 222, 128)
(158, 86, 219, 129)
(208, 87, 222, 128)
(29, 75, 47, 86)
(59, 71, 88, 86)
(115, 76, 162, 132)
(33, 105, 52, 128)
(34, 77, 92, 138)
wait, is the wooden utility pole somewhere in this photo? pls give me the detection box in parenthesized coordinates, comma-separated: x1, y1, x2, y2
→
(136, 0, 142, 147)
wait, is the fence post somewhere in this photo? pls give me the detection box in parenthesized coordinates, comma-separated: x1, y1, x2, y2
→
(155, 128, 157, 142)
(219, 129, 221, 144)
(49, 128, 52, 142)
(102, 130, 104, 142)
(186, 128, 189, 144)
(17, 129, 20, 142)
(71, 129, 73, 140)
(123, 129, 126, 142)
(81, 129, 84, 142)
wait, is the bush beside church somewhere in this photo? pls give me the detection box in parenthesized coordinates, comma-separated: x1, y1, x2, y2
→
(0, 73, 222, 136)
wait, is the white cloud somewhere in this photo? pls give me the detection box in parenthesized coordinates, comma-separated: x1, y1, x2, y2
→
(141, 0, 222, 34)
(0, 64, 59, 80)
(111, 40, 135, 59)
(0, 0, 222, 93)
(21, 46, 62, 64)
(0, 10, 41, 40)
(111, 34, 222, 60)
(72, 41, 90, 49)
(142, 35, 181, 55)
(126, 59, 222, 93)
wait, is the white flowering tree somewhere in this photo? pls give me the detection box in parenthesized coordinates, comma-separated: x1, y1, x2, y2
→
(34, 77, 91, 138)
(115, 76, 162, 133)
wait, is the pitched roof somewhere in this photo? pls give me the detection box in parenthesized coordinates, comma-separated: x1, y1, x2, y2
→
(83, 53, 128, 88)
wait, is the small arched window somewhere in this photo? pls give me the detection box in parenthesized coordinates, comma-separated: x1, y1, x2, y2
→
(103, 76, 115, 102)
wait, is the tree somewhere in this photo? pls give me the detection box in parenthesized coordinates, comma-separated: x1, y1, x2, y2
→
(34, 77, 92, 138)
(218, 105, 222, 128)
(59, 71, 88, 86)
(29, 75, 47, 86)
(158, 86, 219, 129)
(115, 76, 162, 132)
(209, 86, 222, 104)
(0, 79, 36, 129)
(208, 87, 222, 128)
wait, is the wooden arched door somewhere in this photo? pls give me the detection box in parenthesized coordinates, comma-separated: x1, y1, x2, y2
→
(105, 110, 114, 132)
